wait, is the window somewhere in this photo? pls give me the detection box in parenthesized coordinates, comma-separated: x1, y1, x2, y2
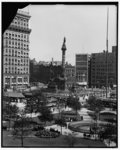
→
(5, 77, 10, 83)
(5, 68, 7, 73)
(24, 77, 28, 82)
(12, 77, 16, 83)
(18, 78, 22, 82)
(9, 33, 11, 38)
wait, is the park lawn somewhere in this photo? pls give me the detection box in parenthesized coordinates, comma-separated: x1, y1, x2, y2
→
(2, 130, 106, 147)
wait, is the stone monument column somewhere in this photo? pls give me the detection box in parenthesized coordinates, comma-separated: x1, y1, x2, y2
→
(61, 37, 67, 76)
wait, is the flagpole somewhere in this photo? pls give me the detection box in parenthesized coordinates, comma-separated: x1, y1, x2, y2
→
(106, 7, 109, 98)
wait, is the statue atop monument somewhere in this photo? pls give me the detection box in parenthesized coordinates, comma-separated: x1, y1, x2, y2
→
(61, 37, 67, 51)
(63, 37, 66, 44)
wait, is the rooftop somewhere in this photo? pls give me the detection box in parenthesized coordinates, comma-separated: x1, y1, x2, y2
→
(17, 9, 31, 17)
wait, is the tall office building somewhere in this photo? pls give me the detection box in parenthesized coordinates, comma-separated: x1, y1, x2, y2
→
(90, 46, 117, 88)
(75, 54, 89, 87)
(3, 10, 31, 90)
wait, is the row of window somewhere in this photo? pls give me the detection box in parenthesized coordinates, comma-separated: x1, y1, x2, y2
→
(5, 37, 29, 43)
(76, 79, 87, 82)
(5, 40, 29, 47)
(4, 54, 29, 58)
(65, 74, 75, 78)
(4, 63, 29, 66)
(14, 16, 28, 23)
(4, 51, 28, 55)
(4, 44, 29, 50)
(5, 77, 28, 83)
(11, 17, 28, 28)
(4, 48, 28, 53)
(65, 72, 75, 76)
(4, 67, 29, 71)
(91, 68, 114, 72)
(4, 57, 29, 62)
(4, 51, 29, 57)
(5, 32, 29, 40)
(4, 71, 29, 74)
(65, 69, 75, 72)
(76, 62, 88, 66)
(76, 55, 88, 60)
(4, 67, 29, 74)
(4, 45, 29, 50)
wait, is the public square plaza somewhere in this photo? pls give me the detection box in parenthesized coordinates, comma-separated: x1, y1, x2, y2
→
(2, 2, 117, 148)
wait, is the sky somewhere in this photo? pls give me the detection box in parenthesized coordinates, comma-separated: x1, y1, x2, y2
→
(21, 4, 117, 65)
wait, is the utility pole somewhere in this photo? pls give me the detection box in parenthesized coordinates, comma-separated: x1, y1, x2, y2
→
(106, 7, 109, 98)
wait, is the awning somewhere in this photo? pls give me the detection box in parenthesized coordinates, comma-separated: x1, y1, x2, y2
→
(23, 92, 33, 97)
(100, 110, 117, 115)
(76, 82, 87, 86)
(4, 92, 25, 98)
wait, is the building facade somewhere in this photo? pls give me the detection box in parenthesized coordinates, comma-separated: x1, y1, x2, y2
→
(75, 54, 89, 87)
(65, 64, 75, 89)
(3, 10, 31, 90)
(90, 46, 117, 88)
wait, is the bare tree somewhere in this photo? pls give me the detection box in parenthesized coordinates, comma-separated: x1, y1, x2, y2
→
(12, 110, 31, 147)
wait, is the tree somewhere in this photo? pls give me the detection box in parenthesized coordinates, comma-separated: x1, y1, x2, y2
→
(87, 96, 104, 120)
(36, 92, 47, 111)
(4, 103, 19, 130)
(38, 106, 53, 125)
(10, 104, 19, 119)
(67, 95, 81, 116)
(87, 96, 104, 139)
(25, 97, 35, 118)
(98, 124, 117, 146)
(69, 84, 76, 93)
(12, 111, 31, 147)
(55, 118, 66, 134)
(87, 96, 103, 111)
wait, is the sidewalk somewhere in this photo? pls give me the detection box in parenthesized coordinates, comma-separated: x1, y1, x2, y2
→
(104, 139, 116, 147)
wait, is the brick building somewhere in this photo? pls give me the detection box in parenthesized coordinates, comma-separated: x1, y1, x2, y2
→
(65, 64, 75, 89)
(90, 46, 117, 88)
